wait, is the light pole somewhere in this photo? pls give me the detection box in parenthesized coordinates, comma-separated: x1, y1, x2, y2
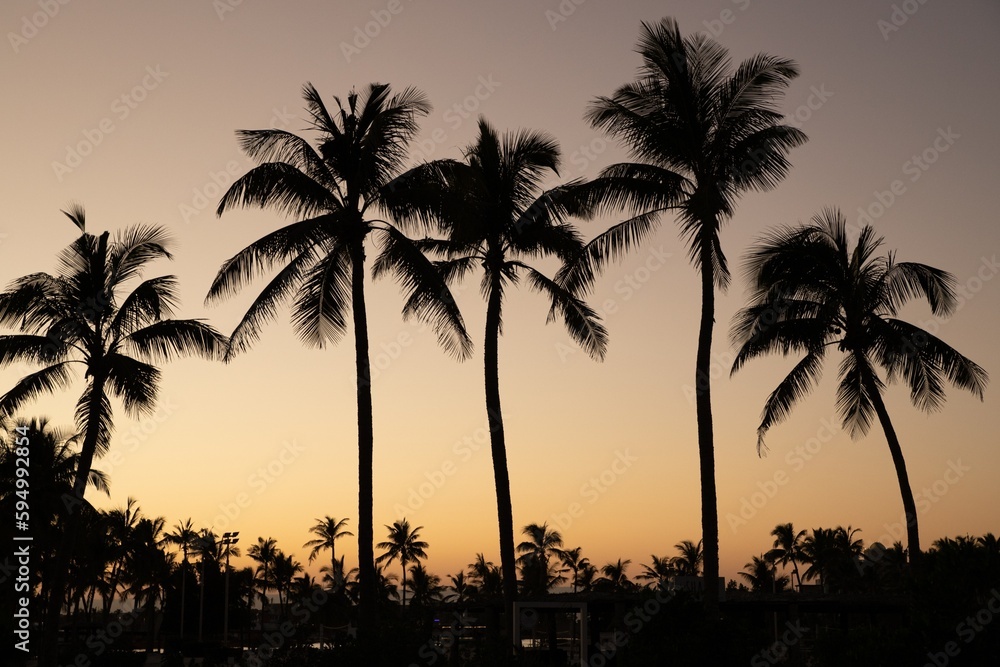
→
(221, 531, 240, 646)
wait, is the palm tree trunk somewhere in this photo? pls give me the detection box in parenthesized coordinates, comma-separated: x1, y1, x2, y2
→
(695, 238, 720, 617)
(401, 559, 407, 608)
(866, 376, 921, 561)
(350, 239, 379, 638)
(180, 561, 187, 639)
(39, 374, 108, 667)
(484, 276, 518, 654)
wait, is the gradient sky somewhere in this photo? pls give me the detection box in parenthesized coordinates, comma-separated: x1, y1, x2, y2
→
(2, 0, 998, 585)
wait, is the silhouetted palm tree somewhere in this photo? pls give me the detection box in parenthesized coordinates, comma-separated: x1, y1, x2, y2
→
(558, 18, 806, 615)
(517, 522, 567, 596)
(0, 208, 227, 664)
(165, 518, 198, 638)
(740, 555, 788, 594)
(248, 536, 279, 611)
(596, 559, 635, 594)
(556, 547, 590, 594)
(468, 553, 504, 600)
(376, 518, 428, 607)
(208, 84, 470, 629)
(766, 523, 806, 590)
(731, 210, 988, 560)
(671, 539, 704, 577)
(446, 570, 477, 603)
(387, 122, 608, 630)
(304, 516, 354, 589)
(636, 554, 676, 590)
(407, 563, 445, 608)
(272, 550, 304, 616)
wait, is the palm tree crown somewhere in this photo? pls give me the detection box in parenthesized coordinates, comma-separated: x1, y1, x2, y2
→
(376, 518, 428, 606)
(731, 209, 988, 558)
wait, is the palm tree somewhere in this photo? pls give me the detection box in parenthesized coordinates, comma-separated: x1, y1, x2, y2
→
(247, 536, 279, 611)
(303, 516, 354, 589)
(558, 18, 806, 614)
(671, 539, 704, 577)
(731, 210, 988, 560)
(636, 554, 676, 590)
(376, 518, 428, 607)
(596, 559, 635, 594)
(407, 563, 445, 608)
(766, 523, 806, 590)
(740, 555, 788, 594)
(208, 83, 471, 629)
(386, 120, 607, 632)
(164, 518, 198, 638)
(0, 208, 227, 664)
(446, 570, 477, 603)
(468, 553, 504, 600)
(272, 550, 304, 616)
(516, 522, 567, 596)
(556, 547, 590, 594)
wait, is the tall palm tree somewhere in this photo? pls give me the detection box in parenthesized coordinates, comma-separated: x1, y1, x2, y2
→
(559, 18, 806, 614)
(164, 518, 198, 638)
(385, 119, 607, 633)
(303, 516, 353, 589)
(271, 550, 304, 617)
(766, 523, 806, 590)
(247, 536, 279, 611)
(672, 539, 704, 577)
(208, 83, 471, 629)
(375, 518, 428, 607)
(0, 208, 227, 664)
(731, 209, 988, 560)
(556, 547, 590, 594)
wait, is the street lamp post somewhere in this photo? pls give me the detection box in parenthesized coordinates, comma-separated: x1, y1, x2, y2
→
(222, 531, 240, 646)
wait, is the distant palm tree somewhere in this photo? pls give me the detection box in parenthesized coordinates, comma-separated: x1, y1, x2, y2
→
(386, 119, 608, 632)
(561, 17, 806, 615)
(597, 559, 635, 594)
(556, 547, 590, 594)
(766, 523, 806, 590)
(740, 555, 788, 594)
(0, 208, 227, 665)
(468, 553, 504, 600)
(672, 539, 704, 577)
(208, 84, 470, 629)
(731, 210, 988, 560)
(272, 550, 304, 616)
(376, 518, 428, 607)
(303, 516, 354, 589)
(636, 554, 676, 590)
(446, 570, 477, 603)
(407, 563, 445, 608)
(517, 522, 567, 596)
(164, 518, 198, 638)
(248, 536, 279, 610)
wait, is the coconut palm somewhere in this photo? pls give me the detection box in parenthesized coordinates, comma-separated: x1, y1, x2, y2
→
(385, 119, 607, 631)
(766, 523, 806, 590)
(556, 18, 806, 615)
(376, 518, 428, 607)
(407, 563, 445, 608)
(556, 547, 590, 594)
(208, 84, 471, 628)
(0, 208, 227, 664)
(272, 550, 304, 616)
(468, 553, 504, 600)
(446, 570, 477, 603)
(164, 518, 198, 638)
(517, 522, 567, 596)
(731, 209, 988, 560)
(596, 559, 635, 594)
(303, 516, 354, 588)
(672, 539, 704, 577)
(740, 555, 788, 594)
(247, 536, 279, 611)
(636, 554, 676, 590)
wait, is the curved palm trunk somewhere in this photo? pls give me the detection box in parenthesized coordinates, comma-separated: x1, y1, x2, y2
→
(39, 374, 108, 667)
(866, 377, 921, 561)
(350, 240, 378, 638)
(695, 238, 720, 617)
(484, 277, 518, 654)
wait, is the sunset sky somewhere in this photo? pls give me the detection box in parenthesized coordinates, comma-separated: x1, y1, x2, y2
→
(2, 0, 998, 586)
